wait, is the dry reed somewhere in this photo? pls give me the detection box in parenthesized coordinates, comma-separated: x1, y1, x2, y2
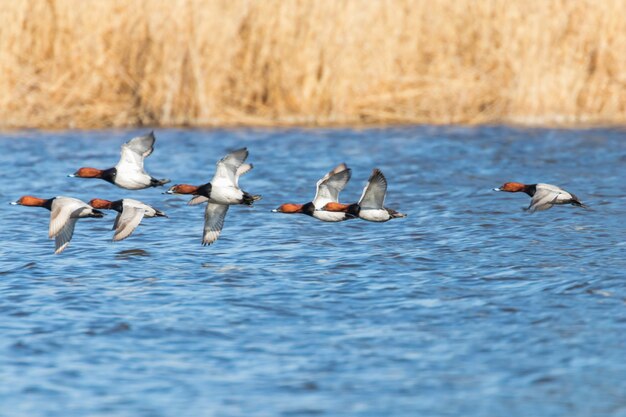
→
(0, 0, 625, 129)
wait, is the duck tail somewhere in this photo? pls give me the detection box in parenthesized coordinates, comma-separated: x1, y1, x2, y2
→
(570, 194, 587, 209)
(242, 192, 262, 206)
(150, 177, 171, 187)
(387, 208, 407, 218)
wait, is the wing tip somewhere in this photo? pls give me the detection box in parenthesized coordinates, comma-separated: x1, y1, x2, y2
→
(369, 168, 388, 187)
(332, 162, 349, 174)
(113, 234, 128, 242)
(54, 243, 69, 254)
(231, 147, 248, 156)
(371, 168, 385, 179)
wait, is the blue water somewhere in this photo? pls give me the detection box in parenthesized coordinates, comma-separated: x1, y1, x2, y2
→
(1, 126, 625, 417)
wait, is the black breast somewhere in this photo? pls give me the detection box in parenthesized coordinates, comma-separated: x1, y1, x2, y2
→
(347, 203, 361, 217)
(301, 202, 316, 217)
(101, 168, 117, 184)
(110, 200, 124, 213)
(524, 184, 537, 197)
(43, 198, 55, 211)
(196, 183, 212, 197)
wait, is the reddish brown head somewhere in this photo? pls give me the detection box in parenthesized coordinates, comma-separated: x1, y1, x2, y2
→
(71, 167, 104, 178)
(321, 202, 351, 212)
(166, 184, 199, 195)
(272, 203, 304, 213)
(88, 198, 113, 209)
(494, 182, 527, 193)
(10, 195, 48, 207)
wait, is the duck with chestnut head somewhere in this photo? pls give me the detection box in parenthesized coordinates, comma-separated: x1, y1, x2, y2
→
(165, 148, 260, 246)
(11, 196, 104, 254)
(493, 182, 586, 212)
(69, 132, 170, 190)
(273, 163, 354, 222)
(89, 198, 167, 242)
(321, 168, 406, 222)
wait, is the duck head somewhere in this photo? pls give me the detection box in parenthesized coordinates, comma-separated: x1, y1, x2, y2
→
(493, 182, 527, 193)
(272, 203, 304, 213)
(10, 195, 49, 206)
(88, 198, 113, 209)
(69, 167, 104, 178)
(165, 184, 200, 195)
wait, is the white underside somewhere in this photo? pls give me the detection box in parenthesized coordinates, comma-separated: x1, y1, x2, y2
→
(208, 186, 244, 205)
(313, 210, 348, 222)
(122, 199, 158, 217)
(359, 209, 391, 222)
(529, 184, 577, 212)
(114, 169, 153, 190)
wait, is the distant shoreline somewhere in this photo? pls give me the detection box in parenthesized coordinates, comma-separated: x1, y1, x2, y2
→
(1, 120, 624, 134)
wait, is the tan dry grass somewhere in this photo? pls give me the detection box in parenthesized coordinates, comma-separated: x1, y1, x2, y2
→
(0, 0, 625, 129)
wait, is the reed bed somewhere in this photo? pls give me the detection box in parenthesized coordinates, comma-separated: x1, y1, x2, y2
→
(0, 0, 625, 129)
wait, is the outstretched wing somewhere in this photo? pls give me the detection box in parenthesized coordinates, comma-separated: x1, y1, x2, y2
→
(528, 188, 559, 212)
(211, 148, 249, 187)
(117, 132, 155, 172)
(190, 161, 251, 204)
(188, 195, 209, 206)
(235, 163, 253, 188)
(49, 198, 82, 238)
(113, 207, 145, 241)
(358, 169, 388, 209)
(54, 218, 77, 254)
(203, 203, 229, 246)
(313, 163, 351, 208)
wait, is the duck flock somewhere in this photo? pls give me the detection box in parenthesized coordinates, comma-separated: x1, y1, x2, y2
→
(10, 132, 586, 254)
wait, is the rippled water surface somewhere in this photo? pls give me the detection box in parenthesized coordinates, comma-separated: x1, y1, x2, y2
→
(1, 126, 625, 417)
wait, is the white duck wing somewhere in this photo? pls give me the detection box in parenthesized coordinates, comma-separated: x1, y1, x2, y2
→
(358, 169, 388, 209)
(121, 198, 160, 217)
(203, 203, 229, 246)
(536, 183, 578, 204)
(237, 163, 253, 177)
(116, 132, 155, 172)
(54, 217, 78, 254)
(120, 198, 151, 210)
(49, 197, 84, 238)
(235, 163, 253, 188)
(528, 188, 560, 212)
(113, 207, 145, 241)
(188, 195, 209, 206)
(535, 183, 564, 193)
(312, 164, 351, 208)
(125, 132, 155, 158)
(211, 148, 249, 187)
